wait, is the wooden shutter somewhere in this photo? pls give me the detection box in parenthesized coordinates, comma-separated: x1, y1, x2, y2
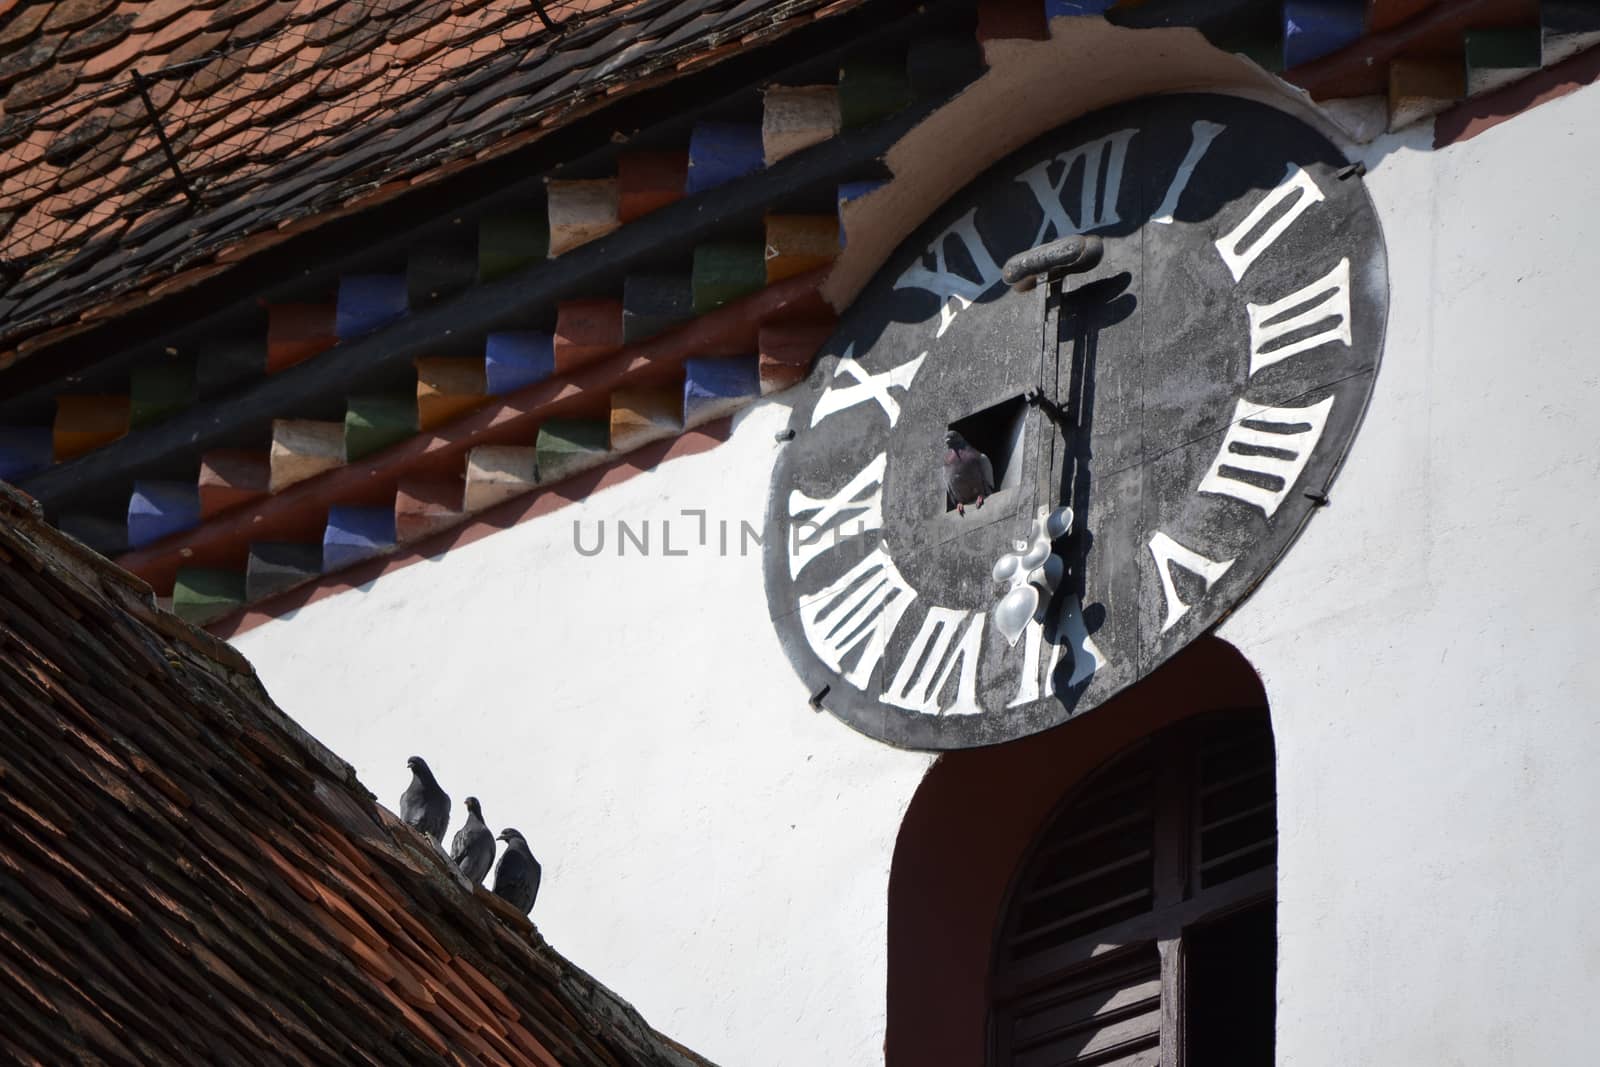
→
(1194, 717, 1276, 890)
(992, 944, 1163, 1067)
(989, 711, 1275, 1067)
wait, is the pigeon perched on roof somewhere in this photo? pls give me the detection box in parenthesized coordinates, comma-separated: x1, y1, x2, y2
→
(450, 796, 495, 885)
(944, 430, 995, 516)
(400, 756, 450, 845)
(492, 829, 542, 915)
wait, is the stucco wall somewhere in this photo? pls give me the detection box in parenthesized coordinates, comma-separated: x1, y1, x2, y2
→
(235, 81, 1600, 1065)
(234, 401, 936, 1067)
(1221, 82, 1600, 1065)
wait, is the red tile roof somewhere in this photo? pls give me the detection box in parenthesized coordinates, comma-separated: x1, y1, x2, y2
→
(0, 0, 862, 351)
(0, 479, 715, 1066)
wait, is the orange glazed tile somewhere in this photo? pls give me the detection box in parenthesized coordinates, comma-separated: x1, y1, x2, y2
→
(53, 394, 130, 460)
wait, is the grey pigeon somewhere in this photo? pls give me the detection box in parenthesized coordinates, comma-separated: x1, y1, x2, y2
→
(491, 828, 542, 915)
(450, 796, 495, 885)
(943, 430, 995, 516)
(399, 756, 450, 845)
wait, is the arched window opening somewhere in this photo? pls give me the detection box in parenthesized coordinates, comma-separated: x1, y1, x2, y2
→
(989, 710, 1275, 1066)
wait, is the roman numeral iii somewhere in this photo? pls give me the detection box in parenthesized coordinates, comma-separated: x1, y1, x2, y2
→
(1197, 396, 1336, 517)
(1247, 258, 1352, 376)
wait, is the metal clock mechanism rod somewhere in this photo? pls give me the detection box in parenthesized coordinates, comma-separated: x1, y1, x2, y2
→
(991, 234, 1105, 648)
(1002, 233, 1103, 292)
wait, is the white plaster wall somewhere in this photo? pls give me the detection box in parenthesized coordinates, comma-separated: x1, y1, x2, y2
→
(233, 403, 935, 1067)
(235, 82, 1600, 1066)
(1219, 85, 1600, 1064)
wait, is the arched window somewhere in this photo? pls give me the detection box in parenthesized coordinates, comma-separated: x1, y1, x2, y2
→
(989, 710, 1275, 1067)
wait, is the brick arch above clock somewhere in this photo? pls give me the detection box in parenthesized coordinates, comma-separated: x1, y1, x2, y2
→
(883, 634, 1270, 1067)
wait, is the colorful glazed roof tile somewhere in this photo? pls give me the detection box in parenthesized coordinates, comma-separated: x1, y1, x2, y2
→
(0, 0, 1596, 633)
(0, 480, 715, 1067)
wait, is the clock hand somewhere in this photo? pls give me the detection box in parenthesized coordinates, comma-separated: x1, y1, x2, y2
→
(990, 238, 1110, 647)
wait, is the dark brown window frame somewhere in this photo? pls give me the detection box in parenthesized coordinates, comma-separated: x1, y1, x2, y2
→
(987, 708, 1276, 1066)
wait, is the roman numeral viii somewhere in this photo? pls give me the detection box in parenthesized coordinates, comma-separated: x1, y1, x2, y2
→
(798, 546, 916, 690)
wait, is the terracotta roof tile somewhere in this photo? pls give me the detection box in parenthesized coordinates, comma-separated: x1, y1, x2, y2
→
(41, 108, 109, 162)
(141, 4, 212, 52)
(178, 48, 246, 99)
(4, 63, 78, 112)
(55, 11, 135, 59)
(43, 0, 123, 33)
(0, 2, 51, 48)
(0, 37, 62, 91)
(205, 0, 278, 32)
(165, 26, 229, 68)
(0, 0, 869, 350)
(230, 0, 294, 38)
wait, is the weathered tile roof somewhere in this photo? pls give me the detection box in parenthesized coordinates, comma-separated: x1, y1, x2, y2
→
(0, 480, 715, 1066)
(1, 0, 1595, 632)
(0, 0, 863, 350)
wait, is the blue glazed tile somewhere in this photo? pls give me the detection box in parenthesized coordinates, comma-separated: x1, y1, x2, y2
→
(323, 505, 397, 572)
(485, 331, 556, 395)
(1283, 0, 1366, 69)
(335, 275, 409, 339)
(127, 481, 201, 549)
(684, 356, 760, 424)
(686, 122, 764, 194)
(1044, 0, 1117, 17)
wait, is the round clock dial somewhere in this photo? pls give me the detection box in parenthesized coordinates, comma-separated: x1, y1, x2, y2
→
(764, 93, 1387, 750)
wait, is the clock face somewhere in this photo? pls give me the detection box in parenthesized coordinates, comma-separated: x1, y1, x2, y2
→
(763, 94, 1387, 750)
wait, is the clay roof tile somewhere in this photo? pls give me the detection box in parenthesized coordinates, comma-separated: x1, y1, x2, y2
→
(0, 2, 51, 48)
(42, 0, 121, 33)
(0, 0, 871, 356)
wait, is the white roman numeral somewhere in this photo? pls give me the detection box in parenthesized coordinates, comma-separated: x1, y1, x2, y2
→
(1246, 258, 1352, 376)
(1197, 396, 1335, 517)
(1017, 128, 1138, 246)
(1213, 164, 1326, 282)
(810, 343, 927, 429)
(893, 210, 1005, 338)
(798, 546, 917, 690)
(1008, 596, 1106, 707)
(1148, 532, 1236, 633)
(1152, 120, 1226, 225)
(788, 454, 886, 580)
(882, 608, 985, 716)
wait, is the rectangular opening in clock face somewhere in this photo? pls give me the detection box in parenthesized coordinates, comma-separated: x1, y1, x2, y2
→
(946, 395, 1028, 512)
